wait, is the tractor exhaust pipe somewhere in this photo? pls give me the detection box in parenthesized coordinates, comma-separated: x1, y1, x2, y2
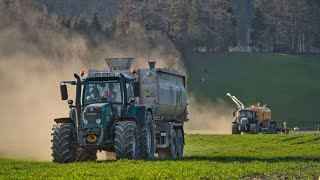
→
(74, 74, 81, 123)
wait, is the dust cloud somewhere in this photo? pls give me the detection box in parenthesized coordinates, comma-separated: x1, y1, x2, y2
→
(0, 6, 88, 159)
(185, 97, 234, 134)
(0, 3, 232, 161)
(0, 3, 94, 160)
(0, 58, 86, 160)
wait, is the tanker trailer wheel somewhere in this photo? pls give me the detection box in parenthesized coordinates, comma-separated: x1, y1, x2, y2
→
(138, 112, 155, 160)
(250, 123, 258, 134)
(175, 129, 184, 158)
(51, 123, 76, 163)
(76, 150, 97, 162)
(114, 121, 138, 159)
(269, 122, 277, 134)
(232, 123, 240, 134)
(158, 130, 177, 159)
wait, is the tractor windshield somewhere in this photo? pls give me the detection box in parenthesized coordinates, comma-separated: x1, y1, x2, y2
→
(239, 110, 254, 118)
(83, 80, 122, 105)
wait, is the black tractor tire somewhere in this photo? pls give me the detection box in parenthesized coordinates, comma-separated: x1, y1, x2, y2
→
(232, 123, 239, 134)
(114, 121, 138, 159)
(138, 112, 155, 160)
(250, 123, 258, 134)
(76, 150, 97, 162)
(51, 123, 76, 163)
(175, 129, 184, 158)
(158, 130, 177, 159)
(269, 122, 277, 134)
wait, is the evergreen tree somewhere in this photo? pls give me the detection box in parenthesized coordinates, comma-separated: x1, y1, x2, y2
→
(187, 0, 204, 45)
(250, 8, 267, 52)
(61, 17, 71, 29)
(0, 0, 10, 12)
(314, 35, 320, 49)
(74, 16, 88, 33)
(90, 12, 102, 32)
(103, 19, 116, 38)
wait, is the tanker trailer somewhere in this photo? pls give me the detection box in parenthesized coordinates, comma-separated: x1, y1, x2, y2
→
(51, 58, 188, 163)
(226, 93, 277, 134)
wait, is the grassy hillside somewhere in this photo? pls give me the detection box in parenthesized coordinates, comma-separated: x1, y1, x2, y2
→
(186, 53, 320, 129)
(1, 134, 319, 179)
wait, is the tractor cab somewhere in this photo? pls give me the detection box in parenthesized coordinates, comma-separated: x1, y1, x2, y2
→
(237, 109, 256, 119)
(58, 59, 140, 151)
(235, 109, 258, 132)
(81, 70, 136, 112)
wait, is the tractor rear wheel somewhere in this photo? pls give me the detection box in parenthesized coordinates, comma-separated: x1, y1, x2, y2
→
(158, 130, 177, 159)
(76, 150, 97, 162)
(114, 121, 138, 159)
(51, 123, 76, 163)
(250, 123, 258, 134)
(138, 112, 155, 160)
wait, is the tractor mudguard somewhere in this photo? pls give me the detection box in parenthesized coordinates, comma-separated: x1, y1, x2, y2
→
(54, 117, 74, 125)
(135, 105, 152, 126)
(116, 105, 151, 124)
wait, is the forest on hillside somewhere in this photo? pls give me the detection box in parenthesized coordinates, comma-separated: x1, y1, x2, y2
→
(1, 0, 320, 55)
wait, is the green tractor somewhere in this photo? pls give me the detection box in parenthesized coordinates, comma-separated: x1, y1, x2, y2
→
(51, 58, 188, 163)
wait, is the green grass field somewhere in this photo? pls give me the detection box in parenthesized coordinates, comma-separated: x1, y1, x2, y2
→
(185, 53, 320, 128)
(1, 134, 319, 179)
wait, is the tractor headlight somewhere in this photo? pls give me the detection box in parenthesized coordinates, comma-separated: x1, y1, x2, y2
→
(83, 119, 88, 124)
(96, 119, 101, 124)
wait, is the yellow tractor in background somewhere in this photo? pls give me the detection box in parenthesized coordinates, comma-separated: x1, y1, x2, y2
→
(226, 93, 277, 134)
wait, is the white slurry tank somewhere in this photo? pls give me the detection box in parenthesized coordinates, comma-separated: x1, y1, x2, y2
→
(135, 62, 188, 122)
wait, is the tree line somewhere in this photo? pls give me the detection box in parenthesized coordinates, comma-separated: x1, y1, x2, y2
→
(251, 0, 320, 52)
(55, 0, 237, 53)
(1, 0, 320, 53)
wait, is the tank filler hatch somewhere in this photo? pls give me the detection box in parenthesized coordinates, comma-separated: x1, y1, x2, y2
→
(105, 58, 134, 70)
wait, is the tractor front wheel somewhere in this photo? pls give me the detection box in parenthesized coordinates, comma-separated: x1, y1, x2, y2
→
(232, 123, 240, 134)
(51, 123, 76, 163)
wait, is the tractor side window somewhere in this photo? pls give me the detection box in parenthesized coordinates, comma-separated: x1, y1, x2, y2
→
(126, 82, 133, 100)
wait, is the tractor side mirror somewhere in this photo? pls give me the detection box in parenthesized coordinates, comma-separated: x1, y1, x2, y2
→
(60, 84, 68, 100)
(133, 81, 140, 97)
(232, 111, 236, 117)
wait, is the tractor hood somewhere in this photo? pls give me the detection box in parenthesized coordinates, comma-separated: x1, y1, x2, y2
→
(83, 103, 112, 126)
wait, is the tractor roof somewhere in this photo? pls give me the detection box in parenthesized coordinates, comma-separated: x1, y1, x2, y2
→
(82, 69, 133, 80)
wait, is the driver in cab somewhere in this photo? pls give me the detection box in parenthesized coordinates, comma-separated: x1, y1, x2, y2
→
(101, 83, 117, 102)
